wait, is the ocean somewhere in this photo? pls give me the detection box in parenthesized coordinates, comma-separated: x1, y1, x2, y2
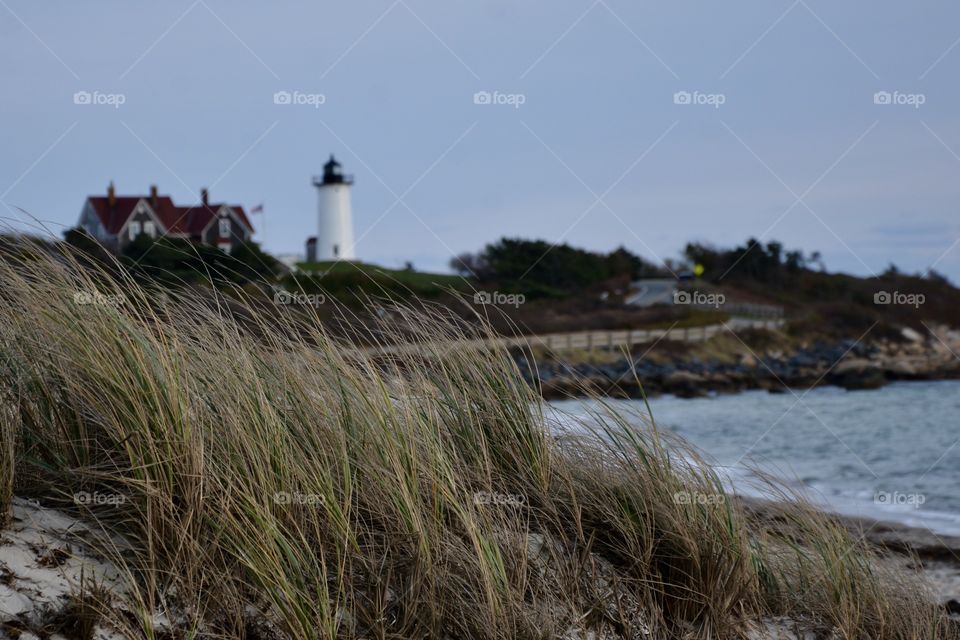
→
(549, 380, 960, 535)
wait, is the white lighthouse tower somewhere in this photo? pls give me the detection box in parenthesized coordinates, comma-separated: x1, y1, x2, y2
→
(311, 155, 355, 261)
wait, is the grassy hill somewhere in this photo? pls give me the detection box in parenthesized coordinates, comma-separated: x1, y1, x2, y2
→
(54, 231, 960, 343)
(290, 260, 473, 300)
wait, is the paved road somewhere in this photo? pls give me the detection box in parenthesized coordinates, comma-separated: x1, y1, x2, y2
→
(624, 279, 676, 307)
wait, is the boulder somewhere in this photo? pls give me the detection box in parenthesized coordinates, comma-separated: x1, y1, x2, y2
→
(883, 358, 919, 378)
(901, 327, 923, 343)
(662, 370, 708, 398)
(827, 359, 887, 390)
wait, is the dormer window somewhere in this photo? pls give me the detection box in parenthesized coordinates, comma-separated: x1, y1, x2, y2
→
(143, 221, 156, 238)
(219, 217, 230, 237)
(128, 221, 142, 240)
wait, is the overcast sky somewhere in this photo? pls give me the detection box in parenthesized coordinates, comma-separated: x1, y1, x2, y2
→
(2, 1, 959, 279)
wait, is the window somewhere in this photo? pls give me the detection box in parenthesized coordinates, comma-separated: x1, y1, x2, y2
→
(218, 242, 232, 253)
(143, 221, 156, 238)
(128, 221, 142, 240)
(219, 217, 230, 237)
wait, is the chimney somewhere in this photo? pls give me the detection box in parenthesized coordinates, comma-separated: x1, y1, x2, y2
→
(201, 188, 209, 207)
(107, 181, 116, 207)
(150, 184, 158, 207)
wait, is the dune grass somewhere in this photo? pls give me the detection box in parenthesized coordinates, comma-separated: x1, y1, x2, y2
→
(0, 239, 955, 639)
(0, 397, 11, 527)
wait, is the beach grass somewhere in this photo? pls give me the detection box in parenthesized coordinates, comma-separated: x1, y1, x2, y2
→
(0, 395, 11, 527)
(0, 238, 955, 639)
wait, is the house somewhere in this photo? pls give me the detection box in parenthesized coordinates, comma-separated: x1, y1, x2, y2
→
(76, 182, 254, 253)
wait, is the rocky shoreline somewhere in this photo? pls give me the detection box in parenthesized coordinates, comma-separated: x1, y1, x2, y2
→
(518, 327, 960, 399)
(741, 496, 960, 612)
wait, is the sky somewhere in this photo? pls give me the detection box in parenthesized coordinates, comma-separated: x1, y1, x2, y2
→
(2, 1, 960, 279)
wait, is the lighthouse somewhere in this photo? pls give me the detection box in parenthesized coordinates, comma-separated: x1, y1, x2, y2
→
(311, 155, 355, 261)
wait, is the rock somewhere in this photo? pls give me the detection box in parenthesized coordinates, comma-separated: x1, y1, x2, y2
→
(662, 370, 701, 384)
(884, 358, 919, 377)
(526, 532, 550, 566)
(830, 368, 887, 390)
(828, 358, 887, 390)
(746, 617, 820, 639)
(598, 364, 624, 379)
(336, 608, 355, 635)
(661, 371, 708, 398)
(902, 327, 923, 343)
(789, 353, 818, 368)
(0, 583, 33, 616)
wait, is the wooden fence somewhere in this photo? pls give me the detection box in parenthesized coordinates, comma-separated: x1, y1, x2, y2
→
(365, 318, 784, 357)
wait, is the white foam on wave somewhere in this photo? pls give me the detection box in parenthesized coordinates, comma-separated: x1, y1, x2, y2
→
(805, 482, 960, 537)
(703, 463, 960, 537)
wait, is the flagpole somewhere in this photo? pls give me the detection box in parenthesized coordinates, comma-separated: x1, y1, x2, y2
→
(251, 203, 265, 245)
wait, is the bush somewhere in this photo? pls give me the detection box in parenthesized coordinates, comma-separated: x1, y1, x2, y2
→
(452, 238, 664, 292)
(120, 235, 281, 285)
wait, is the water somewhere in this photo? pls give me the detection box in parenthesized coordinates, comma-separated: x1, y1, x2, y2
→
(550, 380, 960, 535)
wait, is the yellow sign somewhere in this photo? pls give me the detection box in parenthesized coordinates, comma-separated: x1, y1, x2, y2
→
(694, 263, 705, 277)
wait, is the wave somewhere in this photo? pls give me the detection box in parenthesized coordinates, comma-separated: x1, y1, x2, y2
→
(715, 463, 960, 537)
(544, 401, 960, 538)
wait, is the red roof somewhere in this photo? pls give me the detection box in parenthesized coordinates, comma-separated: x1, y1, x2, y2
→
(87, 196, 176, 234)
(179, 204, 254, 235)
(87, 195, 254, 237)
